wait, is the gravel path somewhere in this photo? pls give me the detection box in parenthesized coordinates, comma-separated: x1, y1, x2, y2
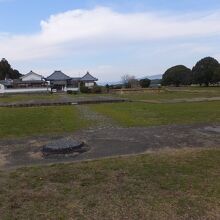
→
(0, 123, 219, 170)
(137, 97, 220, 104)
(76, 105, 119, 130)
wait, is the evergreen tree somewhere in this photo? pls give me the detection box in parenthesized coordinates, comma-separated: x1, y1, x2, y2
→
(0, 58, 21, 80)
(192, 57, 219, 86)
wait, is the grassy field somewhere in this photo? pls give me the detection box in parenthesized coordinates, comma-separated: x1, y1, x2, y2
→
(0, 148, 219, 219)
(116, 87, 220, 101)
(1, 87, 220, 104)
(0, 101, 219, 138)
(0, 106, 90, 138)
(0, 93, 60, 103)
(90, 101, 220, 127)
(0, 93, 115, 103)
(0, 89, 219, 219)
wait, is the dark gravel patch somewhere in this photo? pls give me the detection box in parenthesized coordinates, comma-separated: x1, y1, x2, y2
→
(0, 123, 219, 170)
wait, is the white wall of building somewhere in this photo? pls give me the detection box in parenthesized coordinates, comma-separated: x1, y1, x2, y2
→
(0, 85, 49, 94)
(0, 84, 5, 93)
(85, 82, 94, 88)
(64, 87, 79, 92)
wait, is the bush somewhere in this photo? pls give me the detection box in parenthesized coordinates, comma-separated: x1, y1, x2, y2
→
(140, 78, 151, 88)
(80, 86, 91, 93)
(113, 85, 123, 89)
(67, 90, 78, 95)
(92, 86, 102, 93)
(80, 84, 103, 94)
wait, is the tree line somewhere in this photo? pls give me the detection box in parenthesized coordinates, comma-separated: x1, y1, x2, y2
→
(162, 57, 220, 87)
(2, 56, 220, 88)
(106, 75, 152, 89)
(121, 75, 151, 88)
(0, 58, 21, 80)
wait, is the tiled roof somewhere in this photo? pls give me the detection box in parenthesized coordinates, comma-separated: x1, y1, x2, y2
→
(20, 71, 43, 79)
(81, 72, 98, 81)
(71, 77, 81, 81)
(46, 71, 71, 81)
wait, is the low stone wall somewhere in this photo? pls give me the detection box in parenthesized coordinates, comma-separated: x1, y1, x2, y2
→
(0, 98, 129, 108)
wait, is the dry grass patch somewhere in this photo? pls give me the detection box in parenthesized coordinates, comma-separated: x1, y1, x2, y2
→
(0, 148, 219, 219)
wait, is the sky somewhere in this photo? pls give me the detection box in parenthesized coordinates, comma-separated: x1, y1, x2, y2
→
(0, 0, 220, 83)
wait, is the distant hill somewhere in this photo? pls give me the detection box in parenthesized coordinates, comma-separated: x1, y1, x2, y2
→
(99, 74, 163, 86)
(145, 74, 162, 80)
(150, 79, 162, 84)
(98, 81, 121, 86)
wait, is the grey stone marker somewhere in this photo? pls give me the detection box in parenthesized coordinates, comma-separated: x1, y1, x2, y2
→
(42, 138, 84, 154)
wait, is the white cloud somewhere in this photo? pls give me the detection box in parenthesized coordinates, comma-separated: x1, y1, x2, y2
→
(1, 7, 220, 61)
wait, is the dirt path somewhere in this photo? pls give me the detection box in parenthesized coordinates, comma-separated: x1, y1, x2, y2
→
(76, 105, 119, 130)
(0, 123, 219, 170)
(137, 97, 220, 104)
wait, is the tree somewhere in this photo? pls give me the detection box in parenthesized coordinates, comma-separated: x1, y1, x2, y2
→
(0, 58, 21, 80)
(192, 57, 220, 86)
(121, 74, 132, 88)
(212, 67, 220, 84)
(162, 65, 192, 87)
(140, 78, 151, 88)
(121, 74, 139, 88)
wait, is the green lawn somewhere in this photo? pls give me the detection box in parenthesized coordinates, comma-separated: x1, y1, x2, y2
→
(90, 101, 220, 127)
(0, 93, 117, 103)
(0, 93, 60, 103)
(0, 148, 219, 219)
(0, 106, 90, 138)
(1, 101, 219, 138)
(1, 87, 220, 103)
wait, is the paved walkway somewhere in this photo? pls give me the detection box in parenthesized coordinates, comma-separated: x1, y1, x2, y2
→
(0, 123, 219, 170)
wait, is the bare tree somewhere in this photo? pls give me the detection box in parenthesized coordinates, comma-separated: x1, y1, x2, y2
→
(121, 74, 139, 88)
(121, 74, 130, 87)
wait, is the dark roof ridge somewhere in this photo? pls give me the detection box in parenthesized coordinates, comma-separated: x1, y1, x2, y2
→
(46, 70, 71, 81)
(20, 71, 43, 79)
(81, 72, 98, 81)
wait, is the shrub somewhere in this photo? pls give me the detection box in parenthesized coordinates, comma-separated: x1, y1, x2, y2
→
(67, 90, 78, 95)
(140, 78, 151, 88)
(80, 86, 91, 93)
(113, 85, 123, 89)
(92, 86, 102, 93)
